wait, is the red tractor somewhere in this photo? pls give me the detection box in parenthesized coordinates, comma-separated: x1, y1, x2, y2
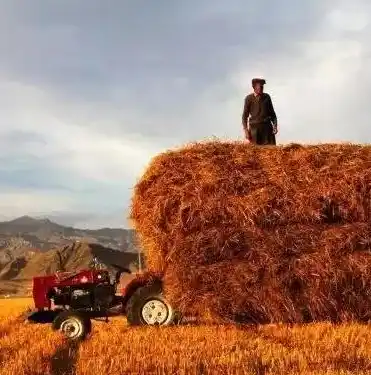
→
(26, 261, 180, 340)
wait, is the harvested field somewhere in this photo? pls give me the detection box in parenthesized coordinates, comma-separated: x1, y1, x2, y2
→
(1, 298, 371, 374)
(130, 142, 371, 323)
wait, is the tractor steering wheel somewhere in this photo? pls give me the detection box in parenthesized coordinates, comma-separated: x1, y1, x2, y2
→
(111, 264, 132, 285)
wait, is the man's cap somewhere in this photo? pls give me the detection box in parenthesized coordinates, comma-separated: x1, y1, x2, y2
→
(252, 78, 266, 86)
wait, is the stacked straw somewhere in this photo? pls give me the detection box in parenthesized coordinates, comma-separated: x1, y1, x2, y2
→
(130, 142, 371, 323)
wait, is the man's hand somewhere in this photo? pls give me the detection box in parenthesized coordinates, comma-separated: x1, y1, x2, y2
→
(272, 124, 278, 135)
(244, 127, 252, 141)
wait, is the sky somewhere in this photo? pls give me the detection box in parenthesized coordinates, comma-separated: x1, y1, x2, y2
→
(0, 0, 370, 228)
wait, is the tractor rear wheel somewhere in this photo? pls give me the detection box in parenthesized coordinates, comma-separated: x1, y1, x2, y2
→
(126, 284, 180, 326)
(52, 311, 91, 341)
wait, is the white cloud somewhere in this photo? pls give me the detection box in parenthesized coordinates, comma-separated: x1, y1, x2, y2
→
(0, 79, 174, 221)
(0, 189, 75, 218)
(326, 6, 370, 32)
(0, 79, 170, 181)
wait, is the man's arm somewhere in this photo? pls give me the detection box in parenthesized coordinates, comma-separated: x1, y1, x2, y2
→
(267, 94, 277, 126)
(241, 96, 251, 140)
(242, 95, 250, 131)
(267, 94, 278, 134)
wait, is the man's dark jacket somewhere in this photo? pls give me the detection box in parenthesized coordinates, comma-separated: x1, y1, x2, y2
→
(242, 93, 277, 128)
(242, 93, 277, 145)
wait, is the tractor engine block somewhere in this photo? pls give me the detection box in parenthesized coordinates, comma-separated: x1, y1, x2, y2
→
(93, 284, 115, 310)
(51, 284, 116, 311)
(70, 289, 91, 309)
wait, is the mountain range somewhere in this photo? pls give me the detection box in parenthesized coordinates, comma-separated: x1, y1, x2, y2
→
(0, 216, 141, 296)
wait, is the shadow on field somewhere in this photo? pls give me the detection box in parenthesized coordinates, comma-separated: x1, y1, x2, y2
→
(50, 340, 80, 375)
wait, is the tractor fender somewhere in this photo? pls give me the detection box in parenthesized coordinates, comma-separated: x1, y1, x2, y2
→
(121, 271, 164, 311)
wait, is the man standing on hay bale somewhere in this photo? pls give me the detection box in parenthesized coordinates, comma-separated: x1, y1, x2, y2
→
(242, 78, 278, 145)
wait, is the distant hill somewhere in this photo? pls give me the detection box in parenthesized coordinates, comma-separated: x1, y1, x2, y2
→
(0, 215, 138, 255)
(0, 241, 141, 296)
(0, 241, 139, 281)
(0, 216, 142, 295)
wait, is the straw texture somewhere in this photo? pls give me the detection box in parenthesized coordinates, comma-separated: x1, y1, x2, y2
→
(130, 142, 371, 323)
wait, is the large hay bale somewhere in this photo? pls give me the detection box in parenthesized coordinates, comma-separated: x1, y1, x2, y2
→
(162, 223, 371, 323)
(130, 141, 371, 323)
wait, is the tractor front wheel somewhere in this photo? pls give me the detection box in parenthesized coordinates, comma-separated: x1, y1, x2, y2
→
(126, 284, 180, 326)
(52, 311, 91, 341)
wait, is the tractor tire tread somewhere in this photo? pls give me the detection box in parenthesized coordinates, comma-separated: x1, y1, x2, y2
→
(52, 310, 92, 341)
(126, 284, 180, 326)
